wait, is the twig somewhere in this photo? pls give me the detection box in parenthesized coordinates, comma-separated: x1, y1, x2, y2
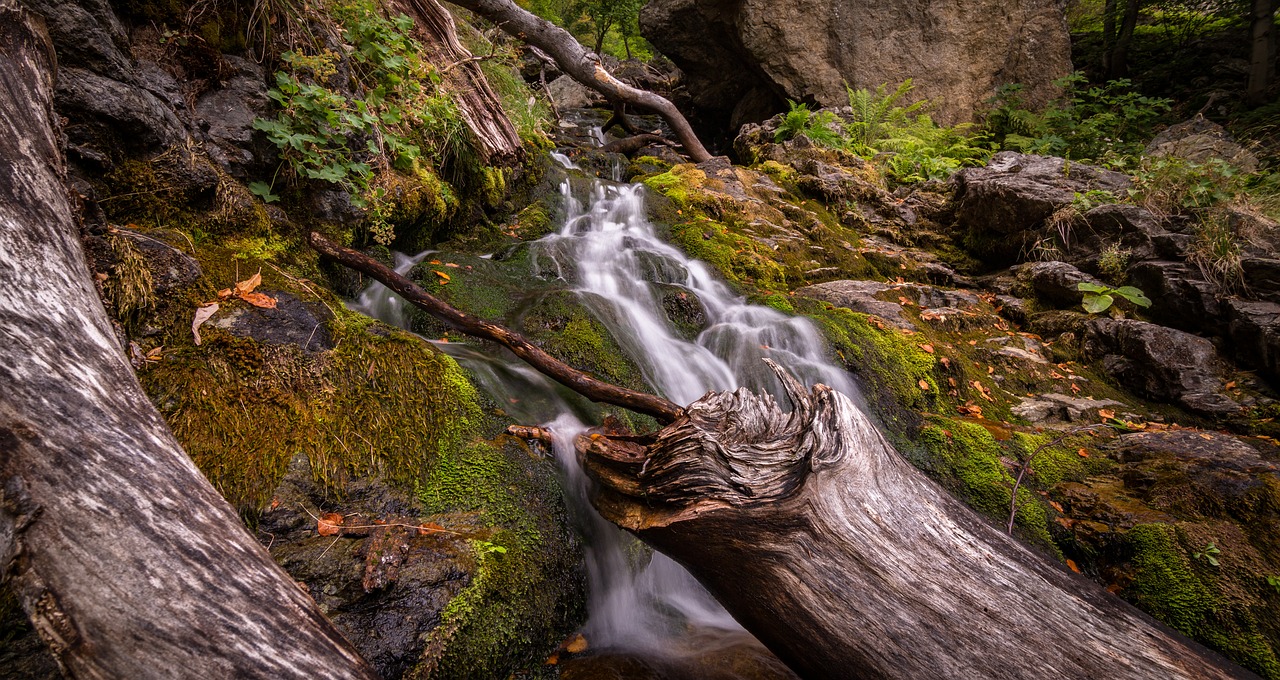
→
(1006, 424, 1106, 535)
(297, 504, 468, 538)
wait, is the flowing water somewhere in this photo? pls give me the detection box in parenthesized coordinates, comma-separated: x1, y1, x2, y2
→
(351, 150, 859, 674)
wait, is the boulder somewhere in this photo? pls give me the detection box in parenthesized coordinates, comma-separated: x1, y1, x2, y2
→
(1084, 319, 1238, 416)
(210, 291, 335, 352)
(1224, 298, 1280, 383)
(1020, 261, 1104, 308)
(546, 75, 605, 110)
(640, 0, 1072, 126)
(1127, 260, 1224, 333)
(1011, 393, 1125, 424)
(195, 56, 275, 179)
(1072, 204, 1166, 262)
(1146, 115, 1259, 174)
(56, 66, 187, 159)
(795, 280, 912, 329)
(952, 153, 1130, 262)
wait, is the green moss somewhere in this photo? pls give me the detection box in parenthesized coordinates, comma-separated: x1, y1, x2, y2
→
(800, 302, 937, 410)
(521, 292, 648, 392)
(758, 293, 796, 314)
(669, 216, 787, 292)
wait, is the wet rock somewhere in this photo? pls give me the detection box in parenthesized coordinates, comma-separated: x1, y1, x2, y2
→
(795, 280, 911, 328)
(56, 66, 187, 159)
(1111, 430, 1277, 473)
(1020, 261, 1104, 308)
(1084, 318, 1238, 416)
(1145, 115, 1259, 173)
(1012, 392, 1124, 424)
(210, 292, 335, 352)
(1224, 298, 1280, 382)
(1241, 258, 1280, 303)
(260, 454, 474, 680)
(952, 153, 1129, 262)
(23, 0, 130, 79)
(195, 56, 274, 179)
(640, 0, 1070, 126)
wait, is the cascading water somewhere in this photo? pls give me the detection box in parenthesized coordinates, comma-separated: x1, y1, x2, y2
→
(350, 151, 857, 673)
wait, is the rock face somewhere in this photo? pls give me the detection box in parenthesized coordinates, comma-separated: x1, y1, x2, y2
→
(640, 0, 1073, 128)
(1084, 319, 1238, 416)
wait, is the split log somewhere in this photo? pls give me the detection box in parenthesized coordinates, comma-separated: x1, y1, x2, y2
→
(396, 0, 522, 164)
(443, 0, 713, 162)
(0, 3, 376, 677)
(307, 231, 683, 424)
(577, 360, 1254, 680)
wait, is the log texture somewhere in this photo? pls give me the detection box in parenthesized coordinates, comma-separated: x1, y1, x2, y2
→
(578, 361, 1256, 680)
(444, 0, 713, 162)
(308, 231, 684, 424)
(0, 4, 376, 677)
(396, 0, 523, 164)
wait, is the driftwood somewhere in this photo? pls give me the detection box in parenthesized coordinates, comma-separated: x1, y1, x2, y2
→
(444, 0, 713, 162)
(307, 232, 683, 423)
(578, 361, 1254, 680)
(396, 0, 522, 164)
(318, 227, 1254, 678)
(0, 3, 376, 677)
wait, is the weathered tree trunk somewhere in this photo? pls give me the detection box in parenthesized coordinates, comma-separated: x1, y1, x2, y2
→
(1246, 0, 1278, 105)
(0, 4, 376, 677)
(1108, 0, 1141, 79)
(397, 0, 523, 164)
(576, 362, 1255, 680)
(444, 0, 713, 162)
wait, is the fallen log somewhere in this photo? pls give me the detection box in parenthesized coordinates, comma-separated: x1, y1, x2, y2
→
(0, 2, 376, 677)
(444, 0, 713, 162)
(600, 133, 675, 156)
(307, 232, 683, 424)
(577, 361, 1255, 680)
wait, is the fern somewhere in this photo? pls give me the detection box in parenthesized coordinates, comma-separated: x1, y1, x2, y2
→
(775, 100, 844, 148)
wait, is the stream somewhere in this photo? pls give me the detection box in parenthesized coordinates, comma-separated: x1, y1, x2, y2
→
(351, 149, 860, 677)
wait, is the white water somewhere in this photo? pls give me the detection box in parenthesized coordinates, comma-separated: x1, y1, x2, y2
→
(350, 156, 858, 661)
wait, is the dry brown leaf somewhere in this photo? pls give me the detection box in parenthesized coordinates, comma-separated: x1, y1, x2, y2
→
(1225, 380, 1237, 390)
(939, 356, 951, 368)
(234, 270, 262, 296)
(1077, 448, 1090, 458)
(1066, 559, 1081, 574)
(918, 379, 930, 391)
(563, 634, 589, 654)
(1070, 382, 1081, 393)
(317, 513, 343, 537)
(192, 303, 219, 346)
(217, 288, 234, 300)
(1049, 501, 1064, 513)
(240, 291, 277, 309)
(434, 270, 451, 284)
(1200, 433, 1213, 440)
(1098, 409, 1116, 421)
(920, 344, 935, 354)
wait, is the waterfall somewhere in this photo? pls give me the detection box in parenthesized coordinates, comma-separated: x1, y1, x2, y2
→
(350, 156, 856, 668)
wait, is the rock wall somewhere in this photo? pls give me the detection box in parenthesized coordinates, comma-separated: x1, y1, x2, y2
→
(641, 0, 1073, 129)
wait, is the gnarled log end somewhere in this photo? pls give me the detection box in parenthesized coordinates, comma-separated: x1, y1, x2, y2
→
(578, 361, 868, 531)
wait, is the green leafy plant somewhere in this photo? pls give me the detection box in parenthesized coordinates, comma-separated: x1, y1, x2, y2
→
(1193, 542, 1221, 567)
(1077, 282, 1152, 314)
(1128, 155, 1241, 215)
(985, 73, 1171, 162)
(1097, 242, 1132, 283)
(1267, 575, 1280, 594)
(1188, 212, 1245, 292)
(774, 100, 844, 148)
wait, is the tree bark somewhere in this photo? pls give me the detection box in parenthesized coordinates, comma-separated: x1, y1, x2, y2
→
(307, 231, 684, 424)
(1108, 0, 1141, 79)
(396, 0, 523, 164)
(576, 361, 1256, 680)
(444, 0, 713, 162)
(0, 3, 376, 677)
(1247, 0, 1278, 105)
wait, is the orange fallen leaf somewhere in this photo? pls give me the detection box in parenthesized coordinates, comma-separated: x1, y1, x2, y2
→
(317, 513, 343, 536)
(564, 634, 589, 654)
(1070, 382, 1081, 393)
(1200, 433, 1212, 440)
(239, 291, 277, 309)
(920, 344, 935, 354)
(418, 522, 445, 535)
(1066, 559, 1081, 574)
(968, 339, 978, 346)
(1077, 448, 1090, 458)
(1098, 409, 1116, 421)
(1225, 380, 1237, 390)
(234, 270, 263, 296)
(1049, 501, 1064, 513)
(939, 356, 951, 368)
(987, 365, 994, 375)
(429, 260, 442, 265)
(918, 379, 930, 391)
(434, 270, 451, 284)
(217, 288, 234, 300)
(948, 377, 958, 387)
(445, 262, 460, 268)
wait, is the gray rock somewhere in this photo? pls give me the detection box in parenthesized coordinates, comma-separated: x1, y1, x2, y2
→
(1112, 430, 1277, 473)
(1074, 204, 1166, 261)
(1012, 393, 1124, 424)
(23, 0, 130, 79)
(1084, 318, 1238, 416)
(1242, 258, 1280, 303)
(116, 229, 202, 294)
(952, 153, 1130, 262)
(546, 75, 604, 109)
(1021, 261, 1103, 308)
(641, 0, 1071, 126)
(1146, 115, 1259, 173)
(196, 60, 274, 178)
(211, 292, 334, 352)
(1224, 298, 1280, 382)
(795, 280, 912, 328)
(1128, 260, 1224, 332)
(56, 66, 187, 156)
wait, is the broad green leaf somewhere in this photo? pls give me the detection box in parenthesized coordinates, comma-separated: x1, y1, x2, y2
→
(1082, 294, 1113, 314)
(1076, 282, 1109, 293)
(1113, 286, 1152, 307)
